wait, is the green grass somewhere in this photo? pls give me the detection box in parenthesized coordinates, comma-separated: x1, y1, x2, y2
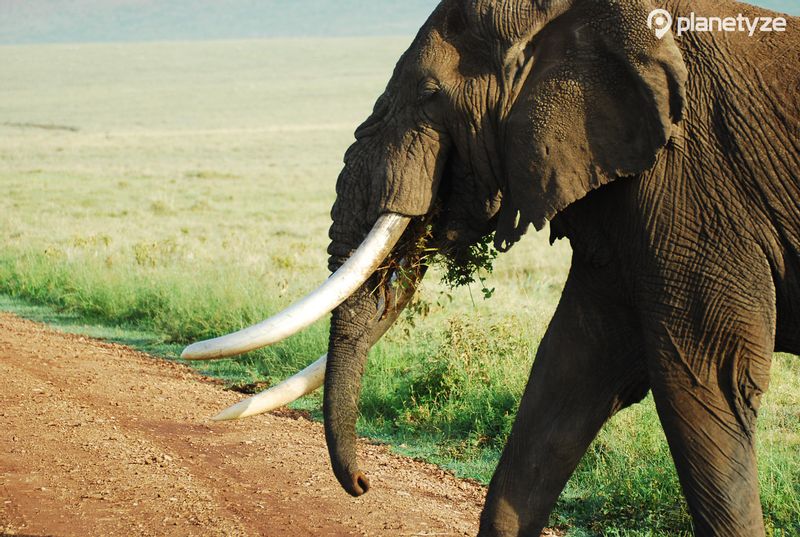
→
(0, 38, 797, 536)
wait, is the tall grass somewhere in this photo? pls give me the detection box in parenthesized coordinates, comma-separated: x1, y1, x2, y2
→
(0, 38, 797, 536)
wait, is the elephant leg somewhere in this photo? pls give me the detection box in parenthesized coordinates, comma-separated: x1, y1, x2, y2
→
(479, 265, 648, 537)
(642, 269, 775, 536)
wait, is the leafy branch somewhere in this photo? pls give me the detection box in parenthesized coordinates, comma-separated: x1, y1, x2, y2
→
(435, 233, 498, 300)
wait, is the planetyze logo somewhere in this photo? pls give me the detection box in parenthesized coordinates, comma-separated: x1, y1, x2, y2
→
(647, 9, 673, 39)
(647, 9, 788, 39)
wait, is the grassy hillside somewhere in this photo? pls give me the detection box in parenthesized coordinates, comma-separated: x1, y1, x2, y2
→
(0, 38, 797, 536)
(0, 0, 439, 44)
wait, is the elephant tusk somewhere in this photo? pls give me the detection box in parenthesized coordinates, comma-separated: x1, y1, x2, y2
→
(212, 354, 326, 421)
(181, 213, 410, 360)
(212, 258, 427, 421)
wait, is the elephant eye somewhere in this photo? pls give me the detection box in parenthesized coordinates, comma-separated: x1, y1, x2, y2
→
(418, 78, 441, 102)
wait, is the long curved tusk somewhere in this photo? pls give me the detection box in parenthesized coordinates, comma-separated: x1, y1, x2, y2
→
(212, 254, 429, 421)
(181, 213, 410, 360)
(212, 354, 326, 421)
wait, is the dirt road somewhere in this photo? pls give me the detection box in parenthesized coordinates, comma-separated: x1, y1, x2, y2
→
(0, 313, 489, 536)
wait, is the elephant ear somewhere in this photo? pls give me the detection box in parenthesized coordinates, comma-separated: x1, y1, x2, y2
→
(495, 0, 687, 251)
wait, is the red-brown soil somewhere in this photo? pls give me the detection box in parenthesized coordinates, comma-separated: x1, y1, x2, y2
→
(0, 312, 551, 536)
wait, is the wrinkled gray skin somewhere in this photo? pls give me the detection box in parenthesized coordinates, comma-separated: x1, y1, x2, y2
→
(323, 0, 800, 535)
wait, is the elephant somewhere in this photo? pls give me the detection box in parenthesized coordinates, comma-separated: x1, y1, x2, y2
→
(182, 0, 800, 535)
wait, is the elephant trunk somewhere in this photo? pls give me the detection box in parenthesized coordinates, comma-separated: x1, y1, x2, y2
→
(324, 256, 427, 496)
(324, 285, 377, 496)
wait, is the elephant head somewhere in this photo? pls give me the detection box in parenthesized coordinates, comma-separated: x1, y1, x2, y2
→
(183, 0, 686, 498)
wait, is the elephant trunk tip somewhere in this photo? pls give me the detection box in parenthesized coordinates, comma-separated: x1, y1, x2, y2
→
(333, 465, 370, 497)
(344, 470, 370, 497)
